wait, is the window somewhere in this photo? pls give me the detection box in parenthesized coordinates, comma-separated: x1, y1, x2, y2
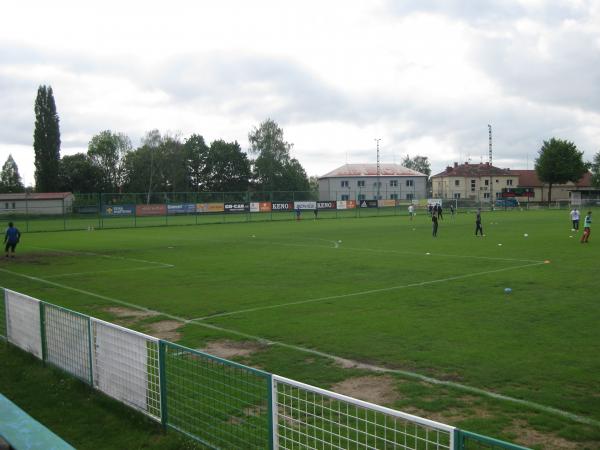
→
(483, 193, 490, 199)
(12, 202, 16, 209)
(4, 203, 7, 209)
(453, 193, 461, 199)
(406, 179, 414, 187)
(506, 179, 513, 186)
(406, 193, 414, 200)
(485, 179, 489, 186)
(358, 194, 366, 201)
(390, 193, 398, 200)
(341, 194, 349, 200)
(390, 180, 398, 187)
(341, 180, 349, 188)
(454, 180, 460, 186)
(357, 180, 365, 187)
(373, 181, 381, 187)
(471, 179, 476, 192)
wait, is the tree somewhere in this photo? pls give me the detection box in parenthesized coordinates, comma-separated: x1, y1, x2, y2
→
(535, 138, 587, 204)
(248, 118, 309, 191)
(591, 151, 600, 188)
(204, 140, 251, 192)
(401, 155, 431, 176)
(59, 153, 104, 193)
(88, 130, 132, 192)
(33, 85, 61, 191)
(184, 134, 210, 191)
(0, 155, 25, 193)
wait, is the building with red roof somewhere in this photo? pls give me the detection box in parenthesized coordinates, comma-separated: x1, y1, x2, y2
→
(318, 164, 427, 202)
(0, 192, 74, 215)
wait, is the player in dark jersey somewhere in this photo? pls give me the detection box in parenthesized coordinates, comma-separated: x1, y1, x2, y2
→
(4, 222, 21, 258)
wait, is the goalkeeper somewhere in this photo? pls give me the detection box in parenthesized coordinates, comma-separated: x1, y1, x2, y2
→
(4, 222, 21, 258)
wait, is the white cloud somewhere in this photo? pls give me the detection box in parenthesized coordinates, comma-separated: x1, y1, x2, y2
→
(0, 0, 599, 186)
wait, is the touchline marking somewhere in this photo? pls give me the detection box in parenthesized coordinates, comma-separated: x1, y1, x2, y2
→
(1, 267, 597, 428)
(29, 246, 174, 268)
(191, 261, 546, 321)
(42, 265, 173, 279)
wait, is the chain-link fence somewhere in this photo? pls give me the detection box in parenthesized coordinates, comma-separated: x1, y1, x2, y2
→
(1, 288, 530, 450)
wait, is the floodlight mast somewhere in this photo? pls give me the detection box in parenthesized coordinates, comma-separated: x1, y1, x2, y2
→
(375, 138, 381, 200)
(488, 124, 493, 206)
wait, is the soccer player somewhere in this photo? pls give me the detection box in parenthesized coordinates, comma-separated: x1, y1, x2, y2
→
(408, 204, 414, 220)
(432, 213, 438, 237)
(475, 209, 483, 236)
(4, 222, 21, 258)
(295, 207, 301, 221)
(580, 211, 592, 243)
(570, 208, 580, 231)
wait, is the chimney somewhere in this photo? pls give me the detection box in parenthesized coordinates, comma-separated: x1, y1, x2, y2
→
(446, 166, 452, 172)
(454, 162, 458, 168)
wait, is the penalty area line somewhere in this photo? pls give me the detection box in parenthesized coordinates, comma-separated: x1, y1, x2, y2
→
(1, 267, 597, 428)
(191, 261, 546, 321)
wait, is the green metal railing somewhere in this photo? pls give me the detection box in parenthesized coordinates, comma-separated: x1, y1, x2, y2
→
(1, 288, 530, 450)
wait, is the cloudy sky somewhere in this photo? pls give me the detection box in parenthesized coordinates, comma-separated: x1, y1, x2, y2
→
(1, 0, 599, 186)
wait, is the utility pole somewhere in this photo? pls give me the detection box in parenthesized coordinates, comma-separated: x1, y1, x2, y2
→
(375, 138, 381, 200)
(488, 124, 493, 206)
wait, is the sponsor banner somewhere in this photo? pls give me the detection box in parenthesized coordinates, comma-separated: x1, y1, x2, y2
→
(103, 204, 135, 216)
(272, 201, 294, 211)
(294, 201, 316, 210)
(347, 200, 356, 209)
(196, 203, 225, 213)
(316, 201, 336, 210)
(378, 200, 396, 208)
(224, 203, 250, 213)
(167, 203, 196, 214)
(337, 201, 347, 210)
(427, 199, 442, 207)
(249, 202, 271, 212)
(359, 200, 378, 208)
(136, 204, 167, 216)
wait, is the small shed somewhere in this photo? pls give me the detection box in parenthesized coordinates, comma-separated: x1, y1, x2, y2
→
(0, 192, 74, 215)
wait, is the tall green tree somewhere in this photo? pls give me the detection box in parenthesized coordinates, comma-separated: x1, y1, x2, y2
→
(591, 151, 600, 188)
(401, 155, 431, 176)
(204, 140, 251, 192)
(184, 134, 210, 191)
(248, 118, 309, 191)
(88, 130, 132, 192)
(535, 138, 587, 204)
(33, 85, 61, 191)
(0, 155, 25, 193)
(59, 153, 104, 193)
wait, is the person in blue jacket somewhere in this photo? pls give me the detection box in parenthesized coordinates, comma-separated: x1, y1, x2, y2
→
(4, 222, 21, 258)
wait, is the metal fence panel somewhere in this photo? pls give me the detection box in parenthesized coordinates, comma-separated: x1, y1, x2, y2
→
(456, 430, 530, 450)
(273, 375, 454, 450)
(5, 289, 42, 359)
(0, 289, 6, 339)
(91, 319, 161, 421)
(44, 303, 92, 384)
(162, 341, 272, 450)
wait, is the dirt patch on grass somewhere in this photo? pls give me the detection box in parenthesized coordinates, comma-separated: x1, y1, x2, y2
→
(200, 340, 266, 360)
(505, 420, 588, 450)
(102, 306, 159, 326)
(331, 375, 399, 406)
(144, 320, 183, 341)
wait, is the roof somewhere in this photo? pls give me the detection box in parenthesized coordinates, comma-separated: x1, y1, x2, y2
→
(511, 170, 592, 187)
(0, 192, 74, 201)
(432, 162, 512, 178)
(319, 164, 426, 179)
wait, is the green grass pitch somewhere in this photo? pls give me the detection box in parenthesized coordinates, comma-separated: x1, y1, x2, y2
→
(1, 208, 599, 447)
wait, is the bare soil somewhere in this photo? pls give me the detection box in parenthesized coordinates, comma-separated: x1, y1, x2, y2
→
(505, 420, 594, 450)
(199, 340, 266, 360)
(144, 320, 183, 341)
(331, 375, 400, 406)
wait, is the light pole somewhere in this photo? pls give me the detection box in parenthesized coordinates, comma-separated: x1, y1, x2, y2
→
(375, 138, 381, 200)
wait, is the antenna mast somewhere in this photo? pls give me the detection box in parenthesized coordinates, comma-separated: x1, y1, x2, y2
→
(488, 124, 492, 165)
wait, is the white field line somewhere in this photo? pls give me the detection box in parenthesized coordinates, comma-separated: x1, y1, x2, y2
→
(42, 265, 173, 279)
(191, 261, 546, 321)
(265, 240, 545, 264)
(29, 246, 174, 268)
(1, 266, 598, 428)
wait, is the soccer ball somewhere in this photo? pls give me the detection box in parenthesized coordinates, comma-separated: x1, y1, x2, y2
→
(571, 228, 576, 232)
(498, 243, 503, 246)
(504, 288, 512, 294)
(523, 233, 528, 237)
(338, 240, 342, 243)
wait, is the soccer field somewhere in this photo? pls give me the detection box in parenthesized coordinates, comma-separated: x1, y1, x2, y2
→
(1, 208, 599, 447)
